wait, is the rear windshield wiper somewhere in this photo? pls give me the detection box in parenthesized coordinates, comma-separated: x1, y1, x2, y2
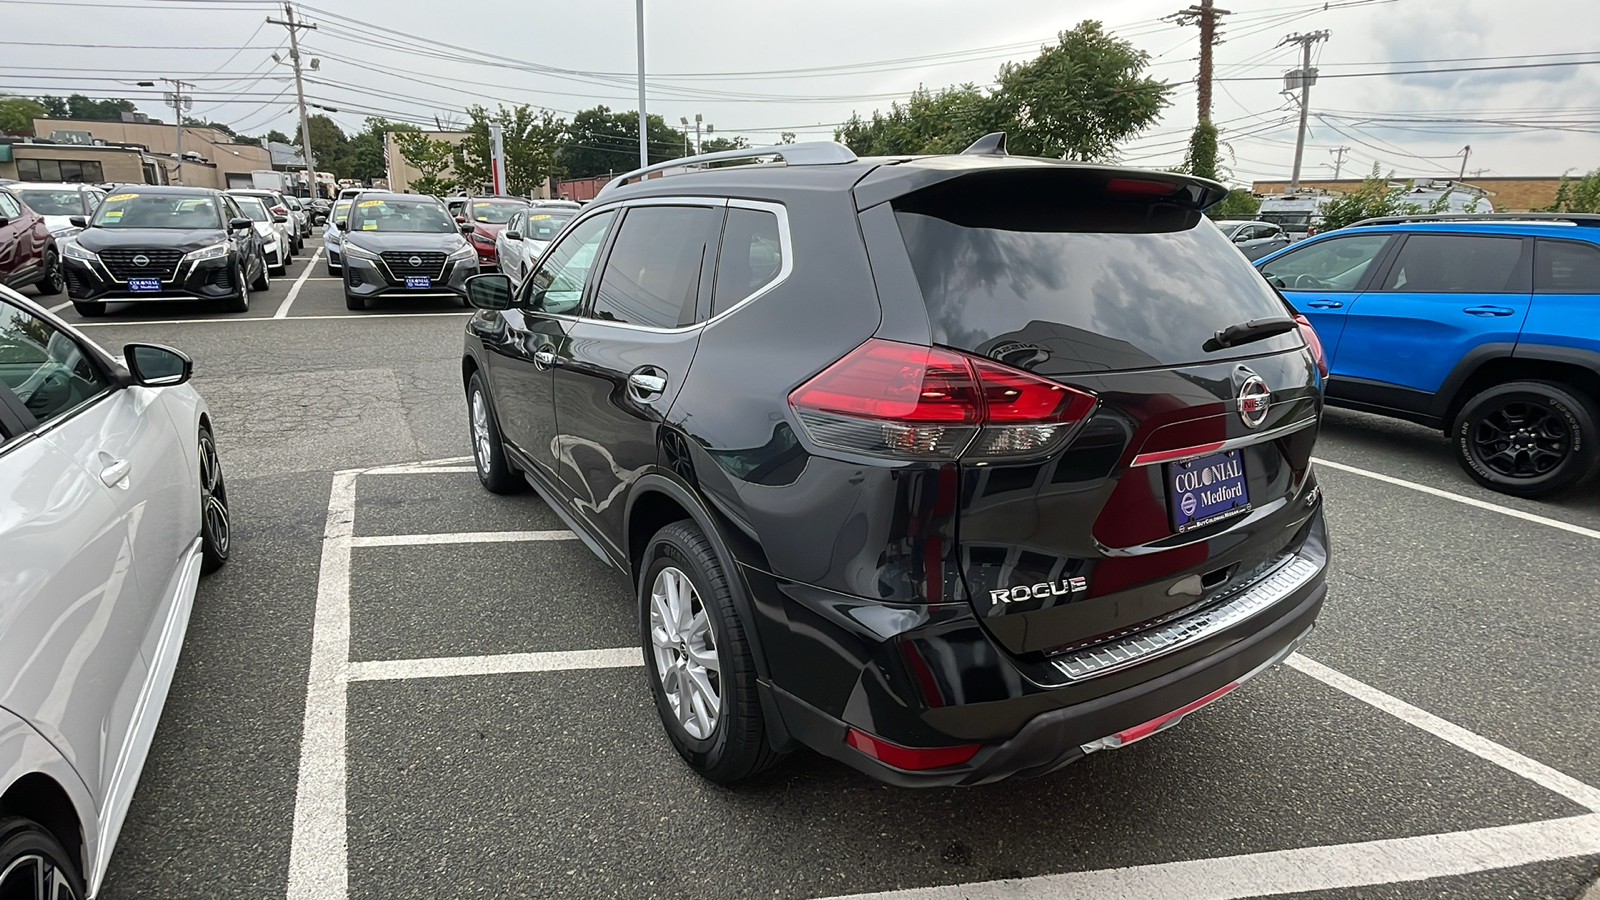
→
(1204, 316, 1298, 352)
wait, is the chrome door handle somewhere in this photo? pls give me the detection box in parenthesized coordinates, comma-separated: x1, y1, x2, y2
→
(627, 371, 667, 401)
(533, 350, 555, 369)
(1305, 300, 1343, 309)
(1463, 306, 1515, 317)
(100, 458, 131, 488)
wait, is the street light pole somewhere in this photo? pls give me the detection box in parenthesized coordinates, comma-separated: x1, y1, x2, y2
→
(635, 0, 648, 168)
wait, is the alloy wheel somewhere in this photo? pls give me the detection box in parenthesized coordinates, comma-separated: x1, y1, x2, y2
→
(1469, 399, 1570, 479)
(200, 432, 230, 557)
(43, 254, 64, 293)
(649, 566, 721, 740)
(471, 390, 493, 474)
(0, 853, 78, 900)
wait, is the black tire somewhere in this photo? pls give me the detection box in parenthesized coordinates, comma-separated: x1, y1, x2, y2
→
(250, 252, 271, 292)
(223, 261, 249, 313)
(35, 251, 64, 296)
(0, 817, 86, 899)
(343, 268, 365, 311)
(467, 371, 522, 494)
(639, 521, 783, 784)
(1452, 380, 1600, 498)
(71, 300, 107, 317)
(325, 256, 340, 277)
(198, 426, 231, 573)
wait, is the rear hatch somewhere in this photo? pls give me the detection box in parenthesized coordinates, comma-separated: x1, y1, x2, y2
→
(861, 164, 1322, 656)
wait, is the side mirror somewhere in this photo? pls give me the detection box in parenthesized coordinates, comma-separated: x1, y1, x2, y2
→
(69, 215, 89, 229)
(505, 230, 522, 241)
(0, 217, 9, 229)
(229, 217, 252, 231)
(455, 215, 467, 224)
(123, 343, 193, 387)
(313, 214, 326, 226)
(465, 273, 513, 311)
(1233, 232, 1252, 243)
(336, 220, 349, 232)
(459, 222, 473, 235)
(273, 214, 289, 223)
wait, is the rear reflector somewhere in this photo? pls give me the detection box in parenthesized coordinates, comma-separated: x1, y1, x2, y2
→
(1079, 681, 1239, 753)
(845, 728, 981, 770)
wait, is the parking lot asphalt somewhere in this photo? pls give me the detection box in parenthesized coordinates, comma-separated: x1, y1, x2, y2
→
(41, 254, 1600, 899)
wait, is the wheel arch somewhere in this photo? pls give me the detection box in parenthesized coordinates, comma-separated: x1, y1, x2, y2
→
(0, 773, 85, 878)
(1437, 344, 1600, 429)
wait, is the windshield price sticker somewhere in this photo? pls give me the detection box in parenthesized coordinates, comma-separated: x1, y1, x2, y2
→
(106, 193, 139, 202)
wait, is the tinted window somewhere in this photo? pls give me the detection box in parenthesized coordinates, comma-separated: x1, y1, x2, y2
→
(0, 299, 111, 425)
(893, 190, 1296, 374)
(12, 188, 83, 217)
(592, 206, 722, 328)
(524, 211, 616, 315)
(1259, 234, 1390, 291)
(1378, 234, 1525, 293)
(93, 192, 222, 229)
(713, 207, 783, 315)
(348, 198, 454, 233)
(1535, 240, 1600, 293)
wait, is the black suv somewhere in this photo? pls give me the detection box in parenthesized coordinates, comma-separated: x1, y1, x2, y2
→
(63, 186, 268, 316)
(460, 139, 1330, 786)
(334, 192, 478, 309)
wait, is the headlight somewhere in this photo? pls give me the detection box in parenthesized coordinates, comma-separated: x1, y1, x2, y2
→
(62, 239, 99, 262)
(184, 242, 230, 262)
(342, 242, 380, 261)
(470, 232, 495, 246)
(51, 225, 82, 240)
(446, 242, 476, 262)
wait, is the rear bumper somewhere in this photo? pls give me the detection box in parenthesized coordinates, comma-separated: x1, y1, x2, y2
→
(752, 505, 1329, 786)
(65, 255, 237, 302)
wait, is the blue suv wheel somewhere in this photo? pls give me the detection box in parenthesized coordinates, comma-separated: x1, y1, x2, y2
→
(1453, 381, 1600, 497)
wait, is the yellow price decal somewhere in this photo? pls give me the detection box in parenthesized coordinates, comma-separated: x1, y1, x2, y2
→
(106, 193, 139, 202)
(530, 214, 553, 220)
(361, 221, 378, 230)
(357, 200, 385, 208)
(103, 210, 123, 218)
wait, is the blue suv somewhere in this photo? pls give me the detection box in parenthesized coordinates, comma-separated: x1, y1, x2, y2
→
(1256, 213, 1600, 498)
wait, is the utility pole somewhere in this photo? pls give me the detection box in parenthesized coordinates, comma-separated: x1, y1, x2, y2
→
(139, 78, 191, 184)
(268, 3, 318, 197)
(1283, 30, 1329, 191)
(635, 0, 648, 168)
(1457, 145, 1472, 179)
(1170, 0, 1230, 123)
(1329, 146, 1350, 179)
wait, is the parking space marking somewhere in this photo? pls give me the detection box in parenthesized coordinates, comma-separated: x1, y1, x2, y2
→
(1313, 457, 1600, 541)
(362, 464, 477, 475)
(348, 647, 640, 682)
(349, 530, 577, 547)
(274, 248, 324, 319)
(46, 300, 72, 313)
(1288, 654, 1600, 811)
(820, 814, 1600, 900)
(75, 311, 473, 327)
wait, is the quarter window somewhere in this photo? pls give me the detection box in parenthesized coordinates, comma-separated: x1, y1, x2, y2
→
(0, 192, 20, 218)
(1534, 240, 1600, 293)
(0, 299, 112, 426)
(1258, 234, 1391, 292)
(591, 205, 723, 328)
(1378, 234, 1526, 293)
(713, 207, 783, 315)
(524, 211, 616, 315)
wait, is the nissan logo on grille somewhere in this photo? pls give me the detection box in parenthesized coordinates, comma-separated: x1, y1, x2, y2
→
(132, 254, 150, 267)
(408, 255, 422, 267)
(1238, 373, 1271, 428)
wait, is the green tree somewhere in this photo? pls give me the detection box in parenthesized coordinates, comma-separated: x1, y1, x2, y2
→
(836, 84, 1004, 155)
(65, 94, 135, 121)
(265, 129, 291, 145)
(1183, 121, 1220, 182)
(37, 95, 67, 117)
(1318, 165, 1457, 231)
(0, 97, 48, 135)
(450, 104, 564, 196)
(559, 106, 683, 178)
(392, 131, 456, 196)
(699, 135, 750, 153)
(997, 22, 1169, 159)
(294, 114, 349, 178)
(1207, 189, 1261, 220)
(1543, 169, 1600, 213)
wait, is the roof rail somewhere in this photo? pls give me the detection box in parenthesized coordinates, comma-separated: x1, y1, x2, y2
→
(1351, 212, 1600, 228)
(595, 141, 859, 199)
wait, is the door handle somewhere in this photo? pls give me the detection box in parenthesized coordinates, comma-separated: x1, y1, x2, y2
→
(533, 350, 555, 370)
(1463, 305, 1515, 317)
(1305, 300, 1343, 309)
(627, 371, 667, 400)
(99, 458, 131, 488)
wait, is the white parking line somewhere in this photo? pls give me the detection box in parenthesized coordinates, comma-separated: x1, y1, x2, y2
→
(819, 814, 1600, 900)
(349, 647, 640, 682)
(74, 311, 473, 327)
(361, 464, 477, 475)
(47, 300, 72, 313)
(350, 530, 576, 547)
(274, 248, 324, 319)
(1312, 457, 1600, 541)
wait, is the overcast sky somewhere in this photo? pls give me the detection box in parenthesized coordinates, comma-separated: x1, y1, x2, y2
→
(4, 0, 1597, 184)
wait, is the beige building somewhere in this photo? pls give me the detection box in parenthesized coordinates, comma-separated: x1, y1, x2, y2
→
(30, 117, 273, 190)
(1250, 176, 1570, 212)
(0, 140, 154, 184)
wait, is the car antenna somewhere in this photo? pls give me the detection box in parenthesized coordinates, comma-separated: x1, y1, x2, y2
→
(960, 133, 1008, 156)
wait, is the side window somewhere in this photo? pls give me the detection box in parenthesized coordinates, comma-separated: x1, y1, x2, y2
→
(712, 207, 783, 315)
(591, 205, 724, 328)
(524, 210, 616, 315)
(0, 192, 21, 218)
(0, 299, 112, 426)
(1535, 240, 1600, 294)
(1379, 234, 1525, 293)
(1258, 234, 1391, 291)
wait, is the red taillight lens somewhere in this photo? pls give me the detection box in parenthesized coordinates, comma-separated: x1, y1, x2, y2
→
(789, 338, 1097, 460)
(845, 728, 981, 770)
(1294, 313, 1328, 379)
(1106, 177, 1178, 197)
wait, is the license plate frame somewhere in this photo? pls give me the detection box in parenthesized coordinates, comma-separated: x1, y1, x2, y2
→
(404, 276, 432, 290)
(128, 277, 161, 292)
(1165, 449, 1251, 533)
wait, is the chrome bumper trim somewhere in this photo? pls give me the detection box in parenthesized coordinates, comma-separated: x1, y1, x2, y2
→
(1130, 416, 1319, 467)
(1053, 555, 1321, 682)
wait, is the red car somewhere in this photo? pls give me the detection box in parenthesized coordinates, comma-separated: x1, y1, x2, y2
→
(460, 197, 528, 270)
(0, 186, 63, 297)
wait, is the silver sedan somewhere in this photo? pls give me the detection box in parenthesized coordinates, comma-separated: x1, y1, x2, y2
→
(0, 285, 229, 897)
(495, 207, 576, 291)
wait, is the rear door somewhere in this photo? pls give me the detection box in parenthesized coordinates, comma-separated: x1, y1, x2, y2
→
(1523, 238, 1600, 359)
(551, 201, 726, 553)
(1336, 232, 1532, 397)
(1258, 231, 1396, 365)
(0, 191, 27, 287)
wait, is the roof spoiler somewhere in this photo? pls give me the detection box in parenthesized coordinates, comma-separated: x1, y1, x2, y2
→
(1351, 212, 1600, 227)
(596, 141, 858, 200)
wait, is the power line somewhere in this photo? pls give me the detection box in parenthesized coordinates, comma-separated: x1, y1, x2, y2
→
(1219, 57, 1600, 81)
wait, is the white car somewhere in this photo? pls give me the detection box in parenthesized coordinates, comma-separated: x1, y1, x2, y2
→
(227, 189, 304, 254)
(8, 182, 107, 241)
(230, 194, 291, 276)
(323, 197, 356, 274)
(0, 285, 229, 897)
(495, 206, 576, 291)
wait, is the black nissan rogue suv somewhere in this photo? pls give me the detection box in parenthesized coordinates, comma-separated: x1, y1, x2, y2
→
(460, 137, 1331, 787)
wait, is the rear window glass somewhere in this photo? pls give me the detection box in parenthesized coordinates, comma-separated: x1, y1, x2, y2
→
(712, 207, 782, 315)
(1535, 239, 1600, 293)
(1378, 234, 1525, 293)
(892, 184, 1295, 374)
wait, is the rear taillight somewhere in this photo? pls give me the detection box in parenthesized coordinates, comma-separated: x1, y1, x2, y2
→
(1105, 177, 1178, 198)
(271, 205, 288, 215)
(788, 338, 1097, 460)
(1294, 314, 1328, 379)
